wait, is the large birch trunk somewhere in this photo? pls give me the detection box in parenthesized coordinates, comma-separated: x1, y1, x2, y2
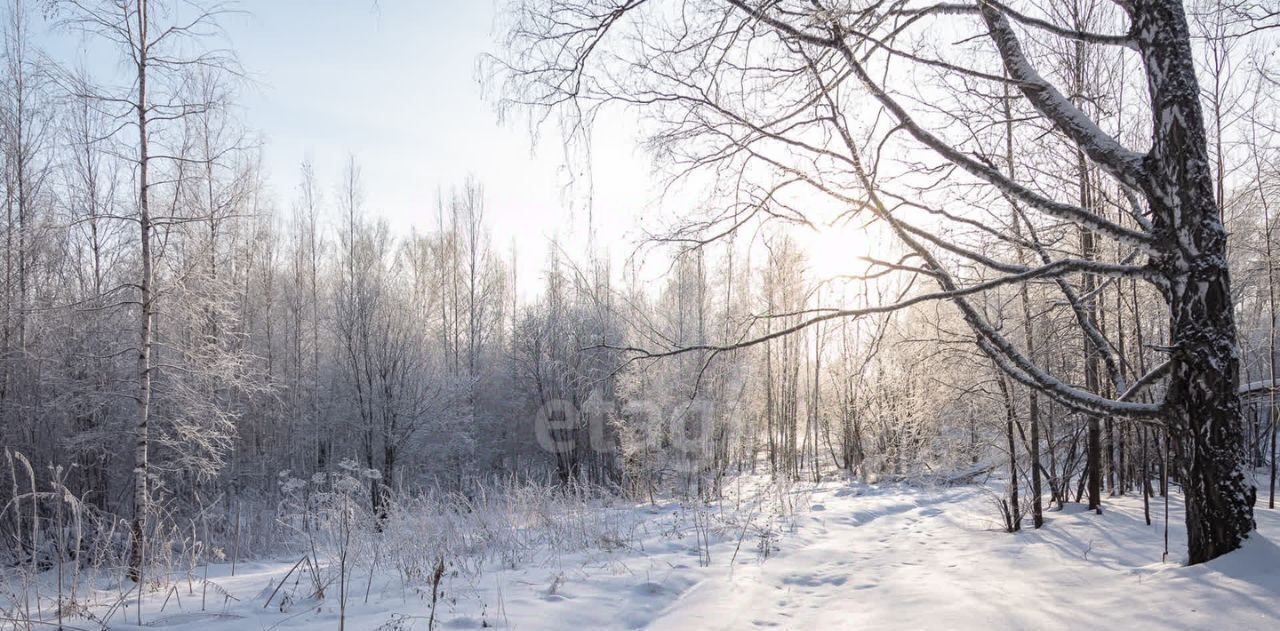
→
(1136, 0, 1255, 564)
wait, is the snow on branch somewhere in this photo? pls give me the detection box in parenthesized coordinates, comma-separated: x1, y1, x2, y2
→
(979, 4, 1149, 193)
(886, 1, 1134, 47)
(813, 25, 1157, 252)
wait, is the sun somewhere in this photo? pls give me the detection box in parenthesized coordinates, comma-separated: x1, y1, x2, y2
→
(798, 221, 876, 283)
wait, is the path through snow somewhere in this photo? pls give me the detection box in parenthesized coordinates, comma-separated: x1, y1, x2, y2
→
(650, 484, 1280, 629)
(50, 481, 1280, 630)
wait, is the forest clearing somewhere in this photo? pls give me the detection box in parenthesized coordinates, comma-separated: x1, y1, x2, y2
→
(5, 0, 1280, 628)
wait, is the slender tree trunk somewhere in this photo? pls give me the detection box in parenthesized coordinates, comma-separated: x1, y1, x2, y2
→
(1257, 141, 1278, 510)
(1004, 78, 1043, 528)
(1071, 32, 1102, 510)
(1082, 207, 1102, 513)
(999, 376, 1021, 532)
(128, 0, 152, 584)
(1142, 426, 1152, 525)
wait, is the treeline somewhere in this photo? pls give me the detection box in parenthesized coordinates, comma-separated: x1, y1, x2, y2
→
(3, 0, 1280, 571)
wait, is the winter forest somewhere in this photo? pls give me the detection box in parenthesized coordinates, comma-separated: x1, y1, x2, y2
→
(2, 0, 1280, 629)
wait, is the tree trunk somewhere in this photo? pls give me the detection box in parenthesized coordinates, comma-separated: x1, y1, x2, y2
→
(998, 376, 1021, 532)
(1136, 0, 1255, 564)
(1258, 135, 1278, 510)
(128, 0, 152, 584)
(1005, 75, 1044, 528)
(1083, 226, 1102, 513)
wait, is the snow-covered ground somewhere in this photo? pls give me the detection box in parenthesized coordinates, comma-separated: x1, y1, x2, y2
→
(654, 486, 1280, 630)
(10, 480, 1280, 630)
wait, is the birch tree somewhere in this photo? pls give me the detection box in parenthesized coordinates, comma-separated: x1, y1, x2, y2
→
(496, 0, 1262, 563)
(51, 0, 240, 581)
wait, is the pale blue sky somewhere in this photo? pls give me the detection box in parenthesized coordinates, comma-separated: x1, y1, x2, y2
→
(229, 0, 652, 276)
(39, 0, 655, 282)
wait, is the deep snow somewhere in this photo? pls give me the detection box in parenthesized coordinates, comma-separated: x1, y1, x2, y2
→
(11, 480, 1280, 630)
